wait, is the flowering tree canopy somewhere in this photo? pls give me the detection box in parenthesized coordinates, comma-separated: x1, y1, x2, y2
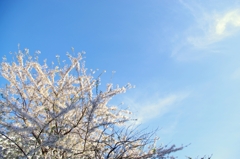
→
(0, 48, 183, 158)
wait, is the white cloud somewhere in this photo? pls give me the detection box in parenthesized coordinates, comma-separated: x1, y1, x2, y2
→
(215, 10, 240, 35)
(172, 1, 240, 60)
(187, 9, 240, 48)
(124, 92, 189, 124)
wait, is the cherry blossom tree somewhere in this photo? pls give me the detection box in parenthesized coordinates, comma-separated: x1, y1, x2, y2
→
(0, 48, 184, 158)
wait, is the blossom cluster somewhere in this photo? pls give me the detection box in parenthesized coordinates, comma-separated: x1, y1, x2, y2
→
(0, 48, 182, 158)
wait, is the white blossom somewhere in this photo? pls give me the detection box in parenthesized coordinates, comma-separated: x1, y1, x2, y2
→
(0, 48, 183, 158)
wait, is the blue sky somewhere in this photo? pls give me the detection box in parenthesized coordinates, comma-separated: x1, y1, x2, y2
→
(1, 0, 240, 158)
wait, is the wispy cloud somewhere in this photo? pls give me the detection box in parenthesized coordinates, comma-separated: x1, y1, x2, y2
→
(124, 92, 189, 124)
(172, 0, 240, 60)
(187, 9, 240, 48)
(215, 10, 240, 35)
